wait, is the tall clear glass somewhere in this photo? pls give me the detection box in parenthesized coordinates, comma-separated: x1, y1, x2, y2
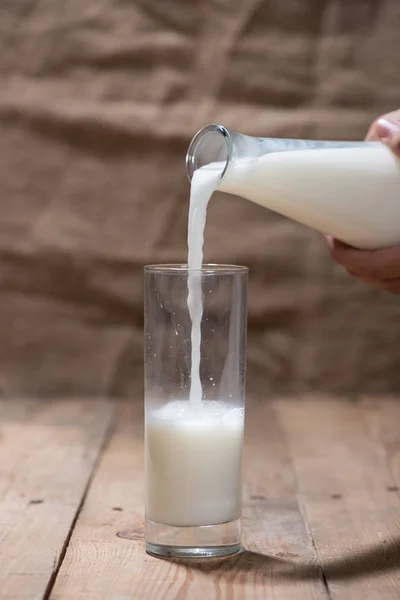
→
(144, 264, 248, 559)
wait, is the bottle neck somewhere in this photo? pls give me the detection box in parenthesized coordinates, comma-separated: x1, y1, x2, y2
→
(186, 124, 233, 183)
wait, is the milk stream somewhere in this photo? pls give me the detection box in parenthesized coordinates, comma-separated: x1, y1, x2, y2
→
(187, 167, 221, 404)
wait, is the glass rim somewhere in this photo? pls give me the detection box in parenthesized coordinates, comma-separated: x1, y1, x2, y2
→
(144, 263, 248, 275)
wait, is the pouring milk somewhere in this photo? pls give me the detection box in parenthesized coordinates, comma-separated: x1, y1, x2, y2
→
(147, 125, 400, 529)
(145, 165, 244, 528)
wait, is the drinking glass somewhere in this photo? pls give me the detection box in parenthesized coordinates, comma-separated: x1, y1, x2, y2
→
(144, 264, 248, 559)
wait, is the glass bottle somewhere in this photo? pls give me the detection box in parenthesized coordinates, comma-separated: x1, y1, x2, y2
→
(186, 124, 400, 249)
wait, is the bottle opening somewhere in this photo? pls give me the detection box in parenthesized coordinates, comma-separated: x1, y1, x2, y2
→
(186, 124, 233, 183)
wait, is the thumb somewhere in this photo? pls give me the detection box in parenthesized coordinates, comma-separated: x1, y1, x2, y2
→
(374, 117, 400, 158)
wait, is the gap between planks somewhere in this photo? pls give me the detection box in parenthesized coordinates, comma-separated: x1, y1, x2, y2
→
(273, 396, 400, 600)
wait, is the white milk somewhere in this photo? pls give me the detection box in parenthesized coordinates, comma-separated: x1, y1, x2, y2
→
(187, 167, 221, 404)
(219, 144, 400, 250)
(146, 400, 244, 526)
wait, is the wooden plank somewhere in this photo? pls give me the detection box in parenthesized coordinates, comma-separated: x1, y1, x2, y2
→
(274, 396, 400, 600)
(363, 397, 400, 492)
(0, 397, 114, 600)
(50, 398, 329, 600)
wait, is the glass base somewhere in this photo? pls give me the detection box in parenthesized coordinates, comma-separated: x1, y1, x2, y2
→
(145, 516, 242, 559)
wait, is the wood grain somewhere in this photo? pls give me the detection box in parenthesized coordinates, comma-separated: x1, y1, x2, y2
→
(274, 396, 400, 600)
(49, 398, 329, 600)
(363, 396, 400, 493)
(0, 397, 114, 600)
(6, 396, 400, 599)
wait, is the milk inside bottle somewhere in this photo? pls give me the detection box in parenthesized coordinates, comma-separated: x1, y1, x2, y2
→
(186, 124, 400, 250)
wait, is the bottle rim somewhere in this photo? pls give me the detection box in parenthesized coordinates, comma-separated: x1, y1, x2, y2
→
(185, 124, 233, 183)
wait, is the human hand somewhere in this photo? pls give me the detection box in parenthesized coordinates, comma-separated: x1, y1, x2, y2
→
(327, 109, 400, 294)
(327, 236, 400, 294)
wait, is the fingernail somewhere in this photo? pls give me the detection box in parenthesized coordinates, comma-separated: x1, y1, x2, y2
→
(376, 118, 400, 143)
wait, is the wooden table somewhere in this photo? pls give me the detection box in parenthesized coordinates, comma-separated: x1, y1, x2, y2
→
(2, 396, 400, 599)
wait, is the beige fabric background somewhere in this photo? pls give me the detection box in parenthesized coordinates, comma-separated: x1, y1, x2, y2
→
(0, 0, 400, 398)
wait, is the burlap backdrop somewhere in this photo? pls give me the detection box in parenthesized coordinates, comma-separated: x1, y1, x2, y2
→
(0, 0, 399, 398)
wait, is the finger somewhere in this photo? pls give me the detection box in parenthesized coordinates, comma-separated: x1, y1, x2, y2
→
(380, 279, 400, 294)
(329, 239, 400, 281)
(346, 271, 400, 294)
(375, 118, 400, 158)
(324, 234, 334, 250)
(366, 109, 400, 142)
